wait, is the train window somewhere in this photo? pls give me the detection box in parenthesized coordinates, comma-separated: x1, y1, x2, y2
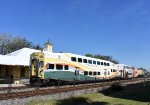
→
(64, 65, 69, 70)
(47, 64, 54, 69)
(98, 72, 100, 75)
(33, 60, 38, 68)
(39, 61, 44, 68)
(78, 58, 82, 63)
(97, 61, 100, 65)
(113, 69, 116, 72)
(93, 61, 96, 65)
(89, 71, 92, 75)
(71, 57, 76, 62)
(83, 59, 87, 63)
(84, 71, 88, 75)
(128, 73, 132, 75)
(104, 62, 106, 66)
(56, 64, 63, 70)
(93, 71, 97, 75)
(107, 63, 110, 66)
(88, 60, 92, 64)
(101, 62, 103, 65)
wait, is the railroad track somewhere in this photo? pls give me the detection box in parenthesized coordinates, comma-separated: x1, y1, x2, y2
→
(0, 78, 146, 100)
(0, 83, 108, 100)
(0, 77, 143, 90)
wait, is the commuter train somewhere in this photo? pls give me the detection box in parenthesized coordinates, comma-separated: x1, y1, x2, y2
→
(30, 51, 119, 85)
(29, 51, 144, 85)
(117, 64, 145, 79)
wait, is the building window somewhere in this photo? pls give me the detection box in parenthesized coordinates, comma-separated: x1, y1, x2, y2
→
(89, 71, 92, 75)
(97, 61, 100, 65)
(6, 67, 9, 76)
(111, 69, 112, 72)
(93, 71, 97, 75)
(93, 61, 96, 65)
(101, 62, 103, 65)
(84, 71, 88, 75)
(21, 68, 25, 77)
(71, 57, 76, 62)
(64, 65, 68, 70)
(88, 60, 92, 64)
(78, 58, 82, 63)
(47, 64, 54, 69)
(107, 63, 110, 66)
(56, 64, 63, 70)
(98, 72, 100, 75)
(104, 62, 107, 66)
(83, 59, 87, 63)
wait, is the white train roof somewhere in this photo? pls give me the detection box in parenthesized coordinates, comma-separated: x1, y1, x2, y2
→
(64, 53, 111, 63)
(117, 64, 132, 67)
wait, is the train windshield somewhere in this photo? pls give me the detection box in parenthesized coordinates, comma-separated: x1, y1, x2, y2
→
(39, 61, 44, 68)
(32, 59, 38, 69)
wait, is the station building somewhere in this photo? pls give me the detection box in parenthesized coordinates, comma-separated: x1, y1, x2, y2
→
(0, 48, 41, 84)
(0, 42, 53, 84)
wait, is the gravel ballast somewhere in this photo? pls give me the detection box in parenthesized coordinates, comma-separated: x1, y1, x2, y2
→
(0, 85, 110, 105)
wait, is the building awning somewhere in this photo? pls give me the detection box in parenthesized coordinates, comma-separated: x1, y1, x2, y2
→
(0, 48, 41, 66)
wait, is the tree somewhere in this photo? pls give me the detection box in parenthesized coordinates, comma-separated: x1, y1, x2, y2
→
(0, 34, 32, 54)
(85, 53, 93, 58)
(85, 53, 119, 64)
(32, 44, 43, 50)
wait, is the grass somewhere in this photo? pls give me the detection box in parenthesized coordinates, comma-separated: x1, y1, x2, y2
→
(26, 82, 150, 105)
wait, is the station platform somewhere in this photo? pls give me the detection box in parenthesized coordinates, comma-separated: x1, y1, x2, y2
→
(0, 84, 26, 87)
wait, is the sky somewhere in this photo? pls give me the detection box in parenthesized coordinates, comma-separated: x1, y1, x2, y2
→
(0, 0, 150, 69)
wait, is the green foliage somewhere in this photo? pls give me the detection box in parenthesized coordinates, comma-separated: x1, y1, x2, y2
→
(0, 34, 43, 54)
(32, 44, 43, 50)
(85, 53, 93, 58)
(85, 53, 119, 64)
(27, 82, 150, 105)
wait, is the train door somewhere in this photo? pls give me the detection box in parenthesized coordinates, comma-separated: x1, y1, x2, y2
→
(104, 69, 107, 79)
(30, 59, 39, 77)
(75, 69, 80, 80)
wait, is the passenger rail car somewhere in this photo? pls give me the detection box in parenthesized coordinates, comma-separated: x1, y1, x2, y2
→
(30, 52, 119, 85)
(117, 64, 134, 79)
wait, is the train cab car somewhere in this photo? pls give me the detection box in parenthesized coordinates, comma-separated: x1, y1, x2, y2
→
(137, 69, 145, 77)
(29, 52, 45, 85)
(117, 64, 133, 79)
